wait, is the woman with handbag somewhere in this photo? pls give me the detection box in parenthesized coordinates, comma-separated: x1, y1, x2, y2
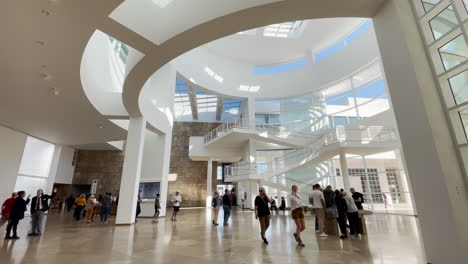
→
(290, 185, 306, 247)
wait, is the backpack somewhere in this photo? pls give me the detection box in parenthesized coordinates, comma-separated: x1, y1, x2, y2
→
(211, 197, 218, 207)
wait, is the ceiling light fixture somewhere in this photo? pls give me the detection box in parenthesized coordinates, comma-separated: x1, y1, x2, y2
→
(50, 87, 60, 95)
(152, 0, 173, 8)
(239, 85, 260, 92)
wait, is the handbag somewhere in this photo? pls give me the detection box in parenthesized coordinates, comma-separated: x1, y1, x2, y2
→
(326, 206, 338, 219)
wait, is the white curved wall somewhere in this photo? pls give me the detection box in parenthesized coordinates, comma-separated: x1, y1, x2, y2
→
(173, 25, 380, 99)
(81, 30, 144, 116)
(139, 63, 176, 134)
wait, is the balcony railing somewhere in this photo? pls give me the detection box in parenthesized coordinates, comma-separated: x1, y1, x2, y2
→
(224, 126, 398, 181)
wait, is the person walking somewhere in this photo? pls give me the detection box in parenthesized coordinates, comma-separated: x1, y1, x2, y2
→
(310, 184, 327, 237)
(74, 194, 86, 220)
(0, 193, 17, 227)
(222, 189, 231, 225)
(290, 185, 305, 247)
(171, 191, 182, 221)
(343, 191, 360, 237)
(5, 191, 30, 239)
(270, 197, 278, 214)
(66, 194, 75, 212)
(153, 193, 161, 223)
(29, 188, 57, 236)
(135, 190, 142, 222)
(211, 192, 222, 226)
(255, 187, 271, 244)
(100, 193, 112, 223)
(279, 197, 286, 214)
(85, 195, 96, 223)
(335, 190, 348, 239)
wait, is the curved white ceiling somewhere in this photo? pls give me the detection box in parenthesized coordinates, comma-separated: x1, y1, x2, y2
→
(109, 0, 283, 45)
(203, 18, 365, 66)
(172, 20, 380, 99)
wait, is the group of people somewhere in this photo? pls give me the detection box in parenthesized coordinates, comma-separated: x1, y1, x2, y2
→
(290, 184, 365, 246)
(221, 184, 366, 246)
(1, 188, 57, 239)
(67, 192, 113, 224)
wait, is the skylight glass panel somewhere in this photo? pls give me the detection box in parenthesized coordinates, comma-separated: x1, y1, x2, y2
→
(108, 36, 129, 64)
(253, 58, 308, 75)
(240, 85, 260, 92)
(204, 66, 224, 83)
(174, 79, 192, 119)
(263, 21, 302, 38)
(195, 89, 217, 113)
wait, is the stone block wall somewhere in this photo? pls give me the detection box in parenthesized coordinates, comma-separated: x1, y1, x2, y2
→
(168, 121, 221, 207)
(72, 150, 124, 196)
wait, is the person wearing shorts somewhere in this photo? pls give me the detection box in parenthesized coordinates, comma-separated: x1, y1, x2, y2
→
(171, 192, 182, 221)
(290, 185, 305, 247)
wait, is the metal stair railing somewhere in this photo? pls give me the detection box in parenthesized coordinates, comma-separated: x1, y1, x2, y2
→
(224, 126, 398, 181)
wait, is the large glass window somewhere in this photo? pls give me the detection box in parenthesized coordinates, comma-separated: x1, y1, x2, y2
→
(448, 70, 468, 105)
(195, 89, 217, 113)
(108, 36, 129, 64)
(438, 34, 468, 71)
(429, 5, 458, 40)
(422, 0, 442, 13)
(459, 109, 468, 138)
(174, 79, 192, 120)
(15, 137, 55, 204)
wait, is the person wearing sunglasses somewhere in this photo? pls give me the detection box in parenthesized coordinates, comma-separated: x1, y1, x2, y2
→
(255, 187, 272, 244)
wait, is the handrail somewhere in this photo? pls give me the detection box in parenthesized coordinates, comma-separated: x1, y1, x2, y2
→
(224, 126, 398, 180)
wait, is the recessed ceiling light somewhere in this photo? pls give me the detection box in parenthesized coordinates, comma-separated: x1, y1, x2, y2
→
(152, 0, 173, 8)
(50, 87, 60, 95)
(41, 10, 52, 16)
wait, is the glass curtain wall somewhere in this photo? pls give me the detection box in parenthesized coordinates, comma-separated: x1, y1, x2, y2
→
(255, 61, 390, 133)
(411, 0, 468, 166)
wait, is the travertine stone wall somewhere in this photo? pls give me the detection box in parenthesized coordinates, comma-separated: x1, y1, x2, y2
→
(72, 150, 124, 196)
(168, 122, 221, 207)
(71, 122, 221, 207)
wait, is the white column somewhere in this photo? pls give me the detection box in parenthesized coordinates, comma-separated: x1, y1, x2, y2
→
(247, 96, 256, 130)
(339, 153, 350, 191)
(374, 1, 468, 262)
(206, 159, 213, 208)
(361, 155, 374, 211)
(116, 116, 146, 224)
(158, 133, 172, 217)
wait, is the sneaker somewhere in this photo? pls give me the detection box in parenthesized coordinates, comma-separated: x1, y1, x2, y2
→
(263, 237, 269, 244)
(293, 233, 299, 242)
(339, 235, 348, 239)
(11, 235, 20, 239)
(320, 233, 328, 237)
(214, 222, 219, 226)
(4, 235, 11, 240)
(298, 240, 305, 247)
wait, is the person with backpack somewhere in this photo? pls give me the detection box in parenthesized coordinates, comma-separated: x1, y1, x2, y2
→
(211, 191, 222, 226)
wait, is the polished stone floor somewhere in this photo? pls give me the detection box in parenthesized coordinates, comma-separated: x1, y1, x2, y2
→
(0, 208, 426, 264)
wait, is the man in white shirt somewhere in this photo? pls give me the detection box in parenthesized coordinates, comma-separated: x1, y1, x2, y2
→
(309, 184, 327, 237)
(171, 192, 182, 221)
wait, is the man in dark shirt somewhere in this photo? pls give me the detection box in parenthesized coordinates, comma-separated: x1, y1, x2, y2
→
(350, 188, 364, 210)
(66, 194, 75, 212)
(222, 190, 231, 225)
(255, 187, 271, 244)
(6, 191, 30, 239)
